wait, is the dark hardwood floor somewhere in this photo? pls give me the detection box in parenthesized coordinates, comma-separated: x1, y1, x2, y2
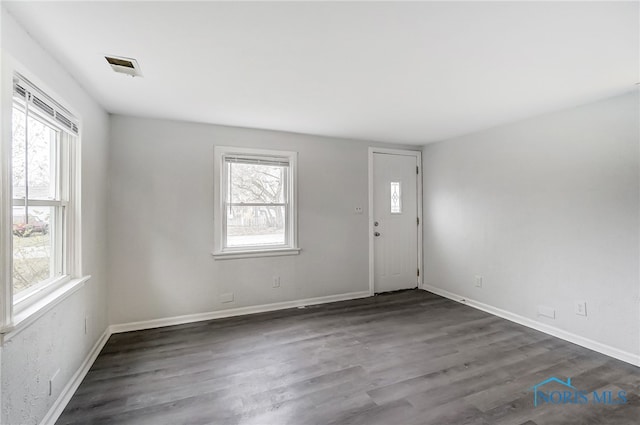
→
(57, 290, 640, 425)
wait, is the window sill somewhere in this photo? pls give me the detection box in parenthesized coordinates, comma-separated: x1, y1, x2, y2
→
(212, 248, 301, 260)
(1, 275, 91, 342)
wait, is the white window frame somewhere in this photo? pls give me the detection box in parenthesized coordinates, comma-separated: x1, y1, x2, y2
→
(212, 146, 300, 260)
(0, 72, 85, 336)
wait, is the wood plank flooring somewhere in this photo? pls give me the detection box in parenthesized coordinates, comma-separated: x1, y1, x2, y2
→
(57, 290, 640, 425)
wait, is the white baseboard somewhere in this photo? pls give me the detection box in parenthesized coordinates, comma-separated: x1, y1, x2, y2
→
(109, 291, 371, 334)
(39, 329, 111, 425)
(422, 284, 640, 367)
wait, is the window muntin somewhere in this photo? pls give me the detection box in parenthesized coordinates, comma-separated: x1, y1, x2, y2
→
(10, 74, 79, 306)
(214, 147, 298, 257)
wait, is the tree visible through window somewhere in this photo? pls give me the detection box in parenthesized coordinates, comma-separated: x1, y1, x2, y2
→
(225, 158, 288, 247)
(214, 147, 298, 257)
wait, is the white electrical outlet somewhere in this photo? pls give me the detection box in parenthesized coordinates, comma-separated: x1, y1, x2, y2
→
(354, 207, 363, 214)
(220, 292, 234, 303)
(273, 276, 281, 288)
(49, 369, 60, 396)
(575, 300, 587, 316)
(475, 275, 483, 288)
(537, 305, 556, 319)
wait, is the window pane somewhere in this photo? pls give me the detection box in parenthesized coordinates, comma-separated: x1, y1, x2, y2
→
(27, 116, 57, 200)
(13, 206, 55, 294)
(390, 182, 402, 214)
(229, 162, 286, 204)
(227, 205, 285, 247)
(12, 107, 26, 199)
(11, 108, 58, 200)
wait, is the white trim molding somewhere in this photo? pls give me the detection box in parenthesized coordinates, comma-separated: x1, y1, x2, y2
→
(213, 145, 299, 257)
(422, 285, 640, 367)
(212, 247, 300, 260)
(0, 49, 15, 337)
(110, 291, 370, 334)
(368, 147, 423, 296)
(1, 276, 90, 343)
(39, 329, 110, 425)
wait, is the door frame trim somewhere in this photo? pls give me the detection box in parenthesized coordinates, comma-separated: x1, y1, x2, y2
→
(368, 147, 423, 295)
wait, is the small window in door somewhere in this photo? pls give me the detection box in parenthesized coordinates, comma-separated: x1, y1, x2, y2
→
(390, 182, 402, 214)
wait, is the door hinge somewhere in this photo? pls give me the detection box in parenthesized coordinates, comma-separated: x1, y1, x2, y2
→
(416, 166, 419, 174)
(417, 217, 420, 225)
(417, 268, 420, 277)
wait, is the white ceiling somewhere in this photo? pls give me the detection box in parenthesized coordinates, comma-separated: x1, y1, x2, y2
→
(4, 1, 638, 145)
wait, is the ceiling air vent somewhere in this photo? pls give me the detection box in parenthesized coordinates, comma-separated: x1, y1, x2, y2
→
(105, 55, 143, 77)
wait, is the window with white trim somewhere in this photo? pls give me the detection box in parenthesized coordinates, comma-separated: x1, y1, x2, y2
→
(10, 74, 81, 309)
(213, 146, 298, 259)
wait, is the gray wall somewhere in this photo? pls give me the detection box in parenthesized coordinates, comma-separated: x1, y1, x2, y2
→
(1, 7, 110, 425)
(107, 115, 415, 325)
(422, 91, 639, 356)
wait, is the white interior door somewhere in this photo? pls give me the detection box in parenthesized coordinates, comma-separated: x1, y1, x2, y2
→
(372, 152, 419, 293)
